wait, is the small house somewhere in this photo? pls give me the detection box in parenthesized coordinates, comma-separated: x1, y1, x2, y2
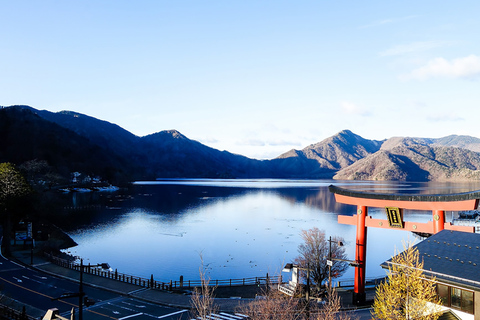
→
(383, 230, 480, 320)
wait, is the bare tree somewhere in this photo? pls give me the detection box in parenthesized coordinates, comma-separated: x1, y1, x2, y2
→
(295, 228, 348, 291)
(312, 285, 357, 320)
(240, 282, 305, 320)
(190, 255, 218, 319)
(241, 281, 357, 320)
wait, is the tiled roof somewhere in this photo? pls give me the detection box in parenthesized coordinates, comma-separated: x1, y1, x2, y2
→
(437, 309, 461, 320)
(382, 230, 480, 290)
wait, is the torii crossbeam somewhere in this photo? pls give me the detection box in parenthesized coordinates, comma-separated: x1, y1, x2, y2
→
(329, 185, 480, 305)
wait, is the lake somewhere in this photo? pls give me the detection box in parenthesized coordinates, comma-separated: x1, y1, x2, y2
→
(57, 179, 480, 285)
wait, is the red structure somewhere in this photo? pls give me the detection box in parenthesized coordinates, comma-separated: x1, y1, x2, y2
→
(329, 185, 480, 305)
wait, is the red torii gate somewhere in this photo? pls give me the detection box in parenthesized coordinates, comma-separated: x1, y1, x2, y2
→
(329, 185, 480, 305)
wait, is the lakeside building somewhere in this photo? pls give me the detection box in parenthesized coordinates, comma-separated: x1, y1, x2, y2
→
(382, 230, 480, 320)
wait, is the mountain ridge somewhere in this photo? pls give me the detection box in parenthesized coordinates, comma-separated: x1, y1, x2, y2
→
(2, 105, 480, 182)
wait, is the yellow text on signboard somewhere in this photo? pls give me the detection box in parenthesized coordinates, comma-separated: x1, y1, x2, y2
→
(385, 207, 404, 228)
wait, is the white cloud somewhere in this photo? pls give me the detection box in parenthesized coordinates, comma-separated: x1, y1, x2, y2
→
(379, 41, 451, 57)
(199, 137, 219, 144)
(426, 113, 464, 122)
(405, 55, 480, 80)
(340, 101, 372, 116)
(360, 15, 418, 29)
(236, 138, 302, 148)
(239, 139, 266, 147)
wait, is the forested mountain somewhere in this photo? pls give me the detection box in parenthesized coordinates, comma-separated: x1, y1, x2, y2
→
(0, 107, 136, 183)
(269, 130, 383, 178)
(2, 105, 480, 182)
(0, 106, 270, 181)
(334, 137, 480, 181)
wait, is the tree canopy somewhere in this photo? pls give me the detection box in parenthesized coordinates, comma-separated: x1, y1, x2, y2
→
(295, 228, 349, 290)
(372, 243, 441, 320)
(0, 162, 32, 211)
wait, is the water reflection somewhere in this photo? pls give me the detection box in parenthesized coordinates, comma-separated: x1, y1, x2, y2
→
(55, 180, 480, 284)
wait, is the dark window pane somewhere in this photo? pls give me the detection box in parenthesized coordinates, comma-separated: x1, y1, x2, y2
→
(451, 287, 462, 309)
(437, 284, 449, 306)
(461, 290, 474, 314)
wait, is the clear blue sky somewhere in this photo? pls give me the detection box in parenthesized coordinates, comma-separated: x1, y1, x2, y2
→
(2, 1, 480, 159)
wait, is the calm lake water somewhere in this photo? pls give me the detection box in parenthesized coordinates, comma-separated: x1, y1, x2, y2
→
(58, 179, 480, 284)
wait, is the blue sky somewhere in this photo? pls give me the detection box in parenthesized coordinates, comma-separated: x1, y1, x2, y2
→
(2, 1, 480, 159)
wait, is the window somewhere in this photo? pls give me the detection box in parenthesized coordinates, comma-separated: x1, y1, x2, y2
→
(462, 290, 474, 314)
(436, 284, 475, 314)
(437, 284, 449, 305)
(451, 288, 461, 309)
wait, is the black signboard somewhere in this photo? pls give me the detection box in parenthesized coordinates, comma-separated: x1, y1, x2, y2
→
(385, 207, 404, 228)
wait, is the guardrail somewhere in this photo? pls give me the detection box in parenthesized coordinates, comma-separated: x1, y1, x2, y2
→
(44, 252, 280, 290)
(0, 304, 36, 320)
(336, 276, 386, 288)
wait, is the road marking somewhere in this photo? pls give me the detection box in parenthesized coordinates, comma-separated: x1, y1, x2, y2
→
(127, 288, 148, 294)
(118, 312, 143, 320)
(12, 277, 23, 282)
(157, 309, 189, 319)
(0, 275, 117, 320)
(121, 301, 147, 308)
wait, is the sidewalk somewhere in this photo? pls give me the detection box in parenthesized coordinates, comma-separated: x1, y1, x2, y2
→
(10, 247, 374, 314)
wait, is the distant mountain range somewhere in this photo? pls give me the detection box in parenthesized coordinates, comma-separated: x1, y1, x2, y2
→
(2, 105, 480, 183)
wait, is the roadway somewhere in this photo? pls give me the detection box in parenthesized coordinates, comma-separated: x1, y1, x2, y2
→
(0, 252, 191, 319)
(1, 247, 374, 320)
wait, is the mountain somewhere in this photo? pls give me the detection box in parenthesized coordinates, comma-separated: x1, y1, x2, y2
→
(0, 105, 269, 180)
(269, 130, 383, 178)
(3, 105, 480, 182)
(424, 135, 480, 153)
(140, 130, 270, 178)
(0, 106, 136, 183)
(334, 137, 480, 181)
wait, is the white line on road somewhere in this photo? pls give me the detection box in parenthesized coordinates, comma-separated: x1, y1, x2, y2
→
(118, 312, 143, 320)
(157, 309, 189, 319)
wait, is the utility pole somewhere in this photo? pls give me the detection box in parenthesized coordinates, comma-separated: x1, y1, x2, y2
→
(51, 259, 107, 320)
(79, 259, 84, 320)
(328, 236, 332, 288)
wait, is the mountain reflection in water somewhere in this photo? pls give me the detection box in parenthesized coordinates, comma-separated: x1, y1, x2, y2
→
(51, 179, 480, 284)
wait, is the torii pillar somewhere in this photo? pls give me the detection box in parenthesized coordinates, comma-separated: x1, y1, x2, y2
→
(329, 185, 480, 305)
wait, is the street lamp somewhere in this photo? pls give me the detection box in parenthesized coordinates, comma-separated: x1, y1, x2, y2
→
(327, 236, 358, 288)
(52, 259, 110, 320)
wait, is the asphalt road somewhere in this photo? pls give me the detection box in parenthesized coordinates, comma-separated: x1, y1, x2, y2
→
(0, 253, 190, 320)
(0, 250, 373, 320)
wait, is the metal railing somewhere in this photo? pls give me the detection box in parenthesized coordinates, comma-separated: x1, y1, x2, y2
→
(336, 276, 386, 288)
(0, 304, 36, 320)
(44, 253, 280, 290)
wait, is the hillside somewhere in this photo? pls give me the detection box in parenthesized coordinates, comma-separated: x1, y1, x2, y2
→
(140, 130, 270, 178)
(334, 137, 480, 181)
(0, 107, 135, 183)
(269, 130, 383, 178)
(3, 105, 480, 182)
(0, 106, 269, 180)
